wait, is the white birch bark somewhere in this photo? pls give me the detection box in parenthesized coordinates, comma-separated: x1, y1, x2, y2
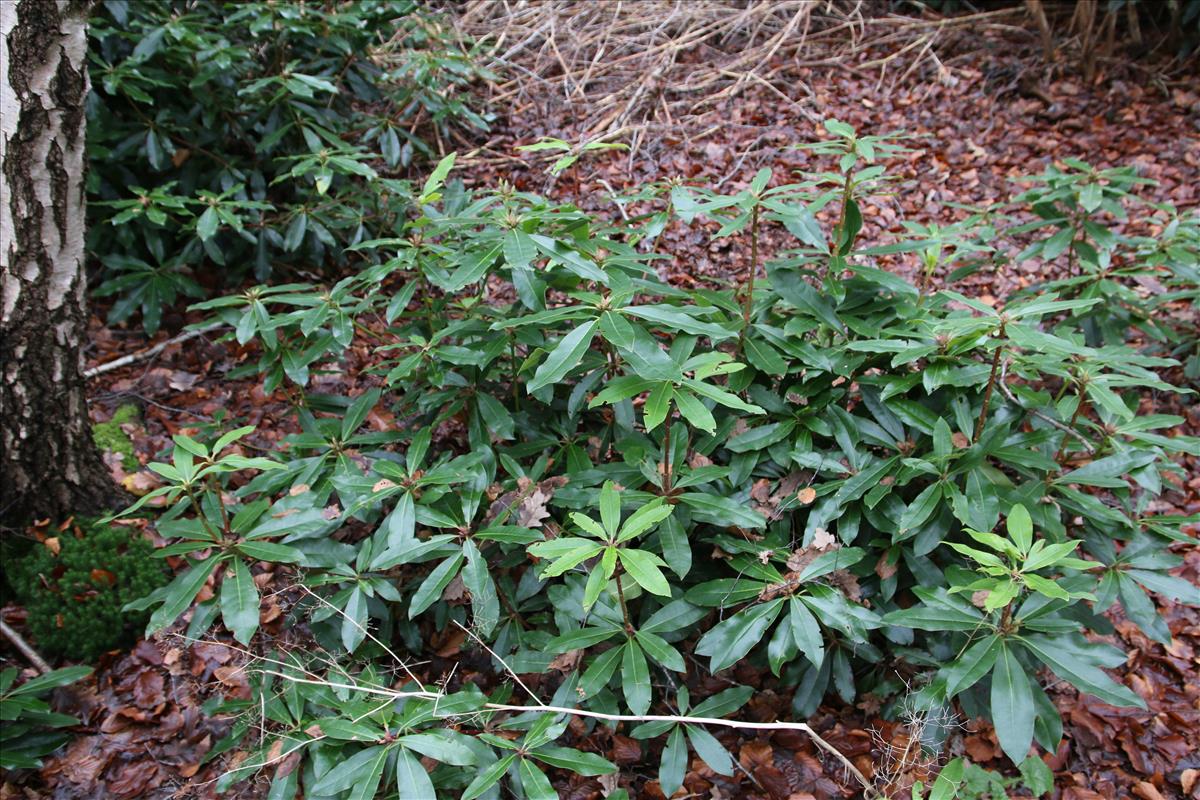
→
(1, 0, 117, 524)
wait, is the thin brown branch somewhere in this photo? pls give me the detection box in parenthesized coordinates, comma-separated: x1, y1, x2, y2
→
(259, 670, 878, 797)
(997, 360, 1096, 455)
(0, 618, 52, 674)
(271, 575, 877, 797)
(84, 322, 224, 379)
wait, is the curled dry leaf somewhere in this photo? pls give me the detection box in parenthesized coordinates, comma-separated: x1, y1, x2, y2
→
(611, 735, 642, 765)
(121, 471, 162, 496)
(548, 649, 584, 673)
(828, 569, 862, 602)
(441, 574, 467, 602)
(485, 475, 570, 528)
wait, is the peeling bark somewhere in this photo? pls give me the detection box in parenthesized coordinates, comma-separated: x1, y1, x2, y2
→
(1, 0, 119, 527)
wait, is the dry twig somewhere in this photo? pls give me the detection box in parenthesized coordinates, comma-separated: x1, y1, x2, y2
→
(84, 323, 224, 379)
(0, 618, 52, 674)
(258, 670, 879, 797)
(998, 359, 1097, 455)
(234, 590, 878, 797)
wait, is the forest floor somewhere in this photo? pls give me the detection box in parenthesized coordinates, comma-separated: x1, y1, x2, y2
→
(3, 15, 1199, 800)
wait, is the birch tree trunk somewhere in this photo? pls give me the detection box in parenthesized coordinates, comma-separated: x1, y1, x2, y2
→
(1, 0, 117, 526)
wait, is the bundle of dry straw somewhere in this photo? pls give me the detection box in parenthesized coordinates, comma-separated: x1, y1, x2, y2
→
(458, 1, 865, 137)
(454, 2, 1024, 149)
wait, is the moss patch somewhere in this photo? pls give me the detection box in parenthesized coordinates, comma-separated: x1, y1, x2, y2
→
(9, 521, 169, 660)
(92, 403, 139, 470)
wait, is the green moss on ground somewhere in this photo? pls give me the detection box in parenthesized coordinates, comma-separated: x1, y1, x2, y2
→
(92, 403, 140, 470)
(9, 521, 168, 660)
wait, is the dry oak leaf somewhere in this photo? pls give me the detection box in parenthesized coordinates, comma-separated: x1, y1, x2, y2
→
(786, 529, 837, 572)
(442, 574, 467, 603)
(597, 773, 621, 797)
(828, 569, 862, 602)
(963, 733, 997, 762)
(122, 471, 162, 496)
(548, 649, 584, 673)
(260, 599, 283, 624)
(215, 665, 250, 691)
(131, 669, 165, 709)
(45, 737, 108, 786)
(760, 530, 844, 601)
(810, 528, 837, 550)
(1179, 769, 1198, 797)
(517, 487, 554, 528)
(107, 759, 163, 799)
(738, 740, 775, 772)
(611, 735, 642, 765)
(1131, 782, 1167, 800)
(486, 475, 569, 529)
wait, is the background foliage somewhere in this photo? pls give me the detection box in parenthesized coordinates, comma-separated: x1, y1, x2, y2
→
(0, 666, 93, 771)
(97, 118, 1200, 798)
(1, 2, 1190, 796)
(86, 0, 491, 334)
